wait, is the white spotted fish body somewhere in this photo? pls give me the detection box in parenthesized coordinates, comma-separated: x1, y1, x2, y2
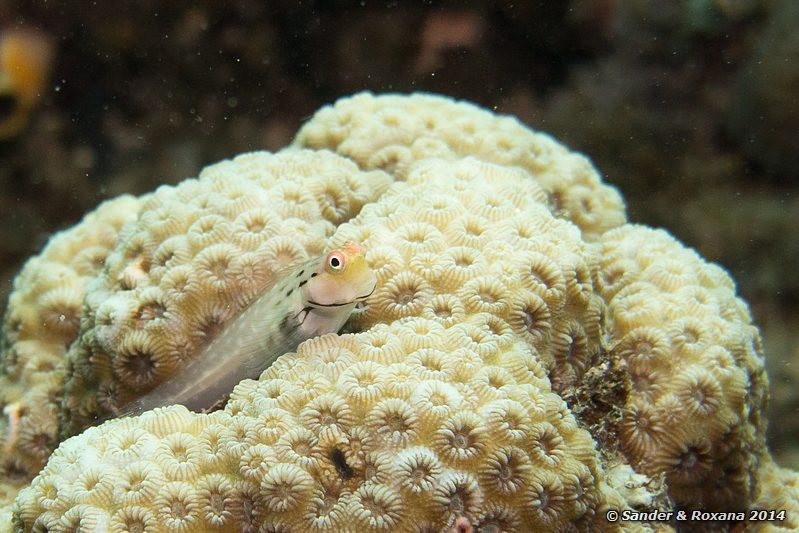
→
(115, 241, 376, 417)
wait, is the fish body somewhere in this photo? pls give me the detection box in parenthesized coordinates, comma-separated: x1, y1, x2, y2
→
(115, 241, 376, 417)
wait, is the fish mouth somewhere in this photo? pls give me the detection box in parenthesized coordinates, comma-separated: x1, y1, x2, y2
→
(307, 284, 376, 308)
(354, 283, 376, 302)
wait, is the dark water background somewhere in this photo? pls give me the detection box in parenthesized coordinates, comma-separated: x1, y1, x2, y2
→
(0, 0, 796, 467)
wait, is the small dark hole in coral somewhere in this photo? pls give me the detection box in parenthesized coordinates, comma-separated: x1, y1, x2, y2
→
(331, 448, 354, 480)
(128, 352, 155, 376)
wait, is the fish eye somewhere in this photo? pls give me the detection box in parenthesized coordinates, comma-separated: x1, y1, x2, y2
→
(326, 251, 346, 272)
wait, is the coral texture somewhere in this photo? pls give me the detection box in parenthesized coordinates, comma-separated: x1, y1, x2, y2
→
(0, 149, 390, 483)
(0, 195, 141, 476)
(334, 157, 606, 396)
(14, 327, 616, 532)
(751, 458, 799, 532)
(0, 92, 791, 532)
(598, 225, 768, 510)
(14, 157, 656, 532)
(293, 91, 626, 240)
(59, 150, 391, 437)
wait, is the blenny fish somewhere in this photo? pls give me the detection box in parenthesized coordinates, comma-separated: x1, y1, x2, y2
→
(114, 241, 376, 417)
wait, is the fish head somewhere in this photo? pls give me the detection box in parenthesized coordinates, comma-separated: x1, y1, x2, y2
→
(306, 241, 376, 308)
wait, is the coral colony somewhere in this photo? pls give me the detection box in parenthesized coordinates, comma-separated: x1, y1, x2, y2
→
(1, 93, 795, 532)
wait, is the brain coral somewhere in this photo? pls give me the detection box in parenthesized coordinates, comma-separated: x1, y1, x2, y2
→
(1, 92, 795, 532)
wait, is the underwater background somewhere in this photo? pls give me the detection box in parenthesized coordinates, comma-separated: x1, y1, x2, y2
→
(0, 0, 796, 473)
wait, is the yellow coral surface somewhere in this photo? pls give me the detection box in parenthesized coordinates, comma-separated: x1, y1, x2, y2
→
(12, 153, 640, 532)
(749, 458, 799, 532)
(60, 150, 391, 437)
(16, 319, 616, 532)
(599, 225, 768, 510)
(0, 195, 141, 476)
(294, 91, 627, 240)
(0, 92, 791, 532)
